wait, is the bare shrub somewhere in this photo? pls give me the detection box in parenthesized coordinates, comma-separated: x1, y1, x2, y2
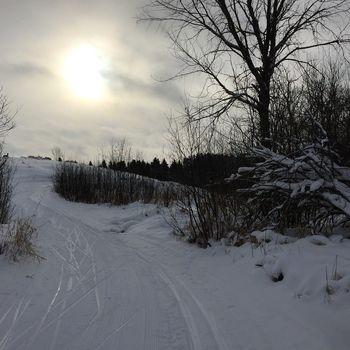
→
(52, 162, 180, 207)
(166, 101, 254, 247)
(169, 183, 253, 248)
(0, 151, 14, 224)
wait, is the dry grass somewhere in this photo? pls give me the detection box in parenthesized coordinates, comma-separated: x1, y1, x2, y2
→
(1, 218, 43, 262)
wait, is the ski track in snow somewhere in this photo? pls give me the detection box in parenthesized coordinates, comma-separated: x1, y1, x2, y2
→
(0, 159, 349, 350)
(39, 202, 226, 350)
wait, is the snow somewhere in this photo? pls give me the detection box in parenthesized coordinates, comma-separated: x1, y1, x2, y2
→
(251, 229, 297, 244)
(0, 158, 349, 350)
(310, 179, 325, 192)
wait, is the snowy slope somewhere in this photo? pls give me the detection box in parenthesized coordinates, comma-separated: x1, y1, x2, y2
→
(0, 158, 349, 350)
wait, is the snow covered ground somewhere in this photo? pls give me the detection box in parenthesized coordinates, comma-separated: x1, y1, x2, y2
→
(0, 158, 349, 350)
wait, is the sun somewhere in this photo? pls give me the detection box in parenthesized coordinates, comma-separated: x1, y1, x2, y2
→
(63, 45, 107, 100)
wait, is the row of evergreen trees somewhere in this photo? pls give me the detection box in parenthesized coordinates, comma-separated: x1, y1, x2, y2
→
(93, 154, 251, 188)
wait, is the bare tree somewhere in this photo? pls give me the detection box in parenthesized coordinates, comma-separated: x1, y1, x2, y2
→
(0, 90, 15, 138)
(167, 95, 245, 161)
(109, 138, 133, 164)
(0, 90, 15, 224)
(144, 0, 350, 147)
(51, 147, 64, 161)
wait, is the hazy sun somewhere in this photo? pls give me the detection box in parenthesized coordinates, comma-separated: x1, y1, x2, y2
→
(63, 45, 106, 100)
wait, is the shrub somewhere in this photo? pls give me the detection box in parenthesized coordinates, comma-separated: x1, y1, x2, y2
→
(0, 155, 13, 224)
(168, 182, 253, 247)
(52, 162, 180, 207)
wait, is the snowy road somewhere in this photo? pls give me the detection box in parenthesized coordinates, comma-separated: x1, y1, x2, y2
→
(0, 159, 349, 350)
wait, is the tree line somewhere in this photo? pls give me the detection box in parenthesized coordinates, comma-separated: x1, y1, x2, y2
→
(96, 153, 251, 188)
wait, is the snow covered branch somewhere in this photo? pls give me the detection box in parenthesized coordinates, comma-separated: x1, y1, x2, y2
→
(230, 134, 350, 233)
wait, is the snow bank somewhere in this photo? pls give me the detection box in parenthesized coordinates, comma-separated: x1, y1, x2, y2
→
(252, 229, 350, 301)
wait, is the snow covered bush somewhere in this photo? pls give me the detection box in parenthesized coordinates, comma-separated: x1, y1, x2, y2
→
(231, 125, 350, 234)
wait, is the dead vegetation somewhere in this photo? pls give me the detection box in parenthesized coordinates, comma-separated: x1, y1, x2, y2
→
(52, 161, 181, 207)
(0, 217, 42, 262)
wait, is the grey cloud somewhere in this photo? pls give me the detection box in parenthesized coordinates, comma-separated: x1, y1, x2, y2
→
(104, 70, 183, 104)
(1, 62, 52, 77)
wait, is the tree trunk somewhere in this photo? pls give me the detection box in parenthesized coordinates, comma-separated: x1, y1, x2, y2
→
(258, 79, 271, 148)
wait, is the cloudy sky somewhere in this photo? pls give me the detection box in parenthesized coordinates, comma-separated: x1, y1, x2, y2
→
(0, 0, 185, 161)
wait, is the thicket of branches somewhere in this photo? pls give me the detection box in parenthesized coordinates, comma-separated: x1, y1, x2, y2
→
(169, 183, 256, 247)
(262, 62, 350, 160)
(164, 108, 251, 246)
(164, 60, 350, 246)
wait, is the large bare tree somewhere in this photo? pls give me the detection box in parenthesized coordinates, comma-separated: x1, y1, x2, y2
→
(144, 0, 350, 147)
